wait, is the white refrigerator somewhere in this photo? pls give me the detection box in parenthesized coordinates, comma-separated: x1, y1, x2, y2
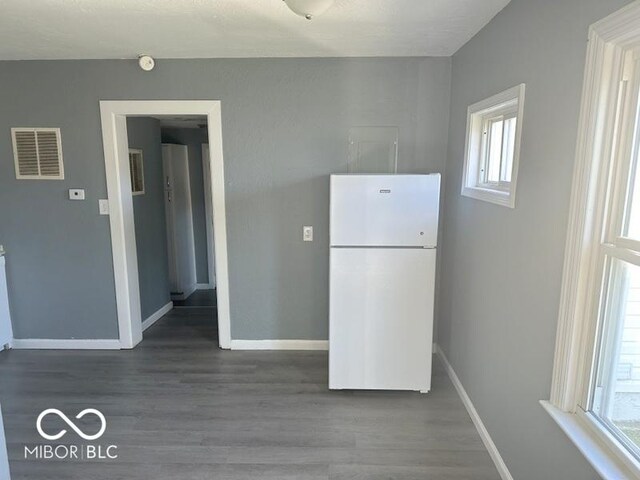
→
(329, 174, 440, 393)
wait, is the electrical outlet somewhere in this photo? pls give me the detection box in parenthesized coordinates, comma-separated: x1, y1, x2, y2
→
(303, 226, 313, 242)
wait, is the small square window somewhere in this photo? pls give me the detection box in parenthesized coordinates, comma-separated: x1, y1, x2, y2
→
(461, 84, 525, 208)
(128, 149, 145, 195)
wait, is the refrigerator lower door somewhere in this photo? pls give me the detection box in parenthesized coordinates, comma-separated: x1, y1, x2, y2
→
(329, 247, 435, 392)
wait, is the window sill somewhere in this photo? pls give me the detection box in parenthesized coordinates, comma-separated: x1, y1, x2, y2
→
(460, 185, 515, 208)
(540, 400, 640, 480)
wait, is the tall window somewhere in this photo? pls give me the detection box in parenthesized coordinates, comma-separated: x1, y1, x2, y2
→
(587, 47, 640, 458)
(549, 5, 640, 476)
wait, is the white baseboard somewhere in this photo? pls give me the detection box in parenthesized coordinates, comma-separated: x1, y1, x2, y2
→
(11, 339, 121, 350)
(230, 339, 329, 351)
(196, 283, 215, 290)
(172, 283, 197, 300)
(142, 301, 173, 332)
(434, 344, 514, 480)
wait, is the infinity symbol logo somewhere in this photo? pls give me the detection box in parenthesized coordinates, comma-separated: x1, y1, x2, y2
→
(36, 409, 107, 441)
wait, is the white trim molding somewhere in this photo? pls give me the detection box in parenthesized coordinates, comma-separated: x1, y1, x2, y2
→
(541, 401, 640, 480)
(196, 283, 215, 290)
(142, 302, 173, 332)
(202, 143, 217, 290)
(230, 340, 329, 351)
(100, 100, 232, 350)
(172, 282, 197, 301)
(435, 345, 514, 480)
(11, 339, 121, 350)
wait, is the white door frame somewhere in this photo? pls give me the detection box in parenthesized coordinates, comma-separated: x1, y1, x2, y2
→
(202, 144, 216, 288)
(99, 100, 232, 349)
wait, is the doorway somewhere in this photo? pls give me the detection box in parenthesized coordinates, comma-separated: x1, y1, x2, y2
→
(100, 101, 231, 349)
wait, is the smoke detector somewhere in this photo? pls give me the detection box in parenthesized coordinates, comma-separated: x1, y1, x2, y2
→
(138, 55, 155, 72)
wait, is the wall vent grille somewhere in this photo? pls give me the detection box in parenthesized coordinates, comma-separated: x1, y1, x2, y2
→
(11, 128, 64, 180)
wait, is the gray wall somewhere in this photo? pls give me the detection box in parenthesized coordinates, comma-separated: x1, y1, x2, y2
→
(438, 0, 631, 479)
(0, 57, 451, 339)
(161, 127, 209, 285)
(127, 117, 171, 322)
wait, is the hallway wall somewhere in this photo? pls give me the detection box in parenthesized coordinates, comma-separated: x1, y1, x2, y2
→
(127, 117, 171, 321)
(437, 0, 632, 479)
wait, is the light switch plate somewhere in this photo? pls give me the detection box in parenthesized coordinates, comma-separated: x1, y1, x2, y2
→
(69, 189, 85, 200)
(303, 226, 313, 242)
(99, 199, 110, 215)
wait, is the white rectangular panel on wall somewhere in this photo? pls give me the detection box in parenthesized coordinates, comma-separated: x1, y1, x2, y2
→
(11, 128, 64, 180)
(348, 126, 398, 174)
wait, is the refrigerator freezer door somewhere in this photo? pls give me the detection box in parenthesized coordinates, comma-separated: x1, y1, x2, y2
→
(330, 174, 440, 247)
(329, 247, 435, 392)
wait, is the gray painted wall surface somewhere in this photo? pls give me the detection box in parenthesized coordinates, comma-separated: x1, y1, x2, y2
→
(0, 57, 451, 339)
(127, 117, 171, 322)
(161, 127, 209, 284)
(438, 0, 631, 479)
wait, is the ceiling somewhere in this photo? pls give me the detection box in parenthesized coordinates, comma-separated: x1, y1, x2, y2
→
(0, 0, 510, 60)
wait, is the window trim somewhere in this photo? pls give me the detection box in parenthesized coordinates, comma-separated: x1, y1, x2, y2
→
(547, 2, 640, 479)
(461, 84, 525, 208)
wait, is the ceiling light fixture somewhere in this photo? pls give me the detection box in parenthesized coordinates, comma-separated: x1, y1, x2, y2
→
(283, 0, 335, 20)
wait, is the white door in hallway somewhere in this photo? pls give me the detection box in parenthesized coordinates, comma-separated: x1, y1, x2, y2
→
(162, 144, 197, 300)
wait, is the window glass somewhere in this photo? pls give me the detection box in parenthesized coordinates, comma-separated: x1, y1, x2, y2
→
(502, 116, 517, 182)
(626, 159, 640, 240)
(486, 118, 504, 183)
(592, 258, 640, 454)
(623, 95, 640, 241)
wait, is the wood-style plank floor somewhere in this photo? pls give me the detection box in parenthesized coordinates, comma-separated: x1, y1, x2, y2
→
(0, 308, 499, 479)
(173, 289, 217, 308)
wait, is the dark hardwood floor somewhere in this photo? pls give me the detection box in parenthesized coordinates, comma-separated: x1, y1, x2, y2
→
(173, 289, 217, 308)
(0, 309, 499, 479)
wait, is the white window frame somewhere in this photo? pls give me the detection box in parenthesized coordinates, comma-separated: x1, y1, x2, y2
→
(128, 148, 145, 196)
(461, 84, 525, 208)
(545, 3, 640, 479)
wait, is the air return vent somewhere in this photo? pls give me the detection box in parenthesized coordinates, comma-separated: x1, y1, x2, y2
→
(11, 128, 64, 180)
